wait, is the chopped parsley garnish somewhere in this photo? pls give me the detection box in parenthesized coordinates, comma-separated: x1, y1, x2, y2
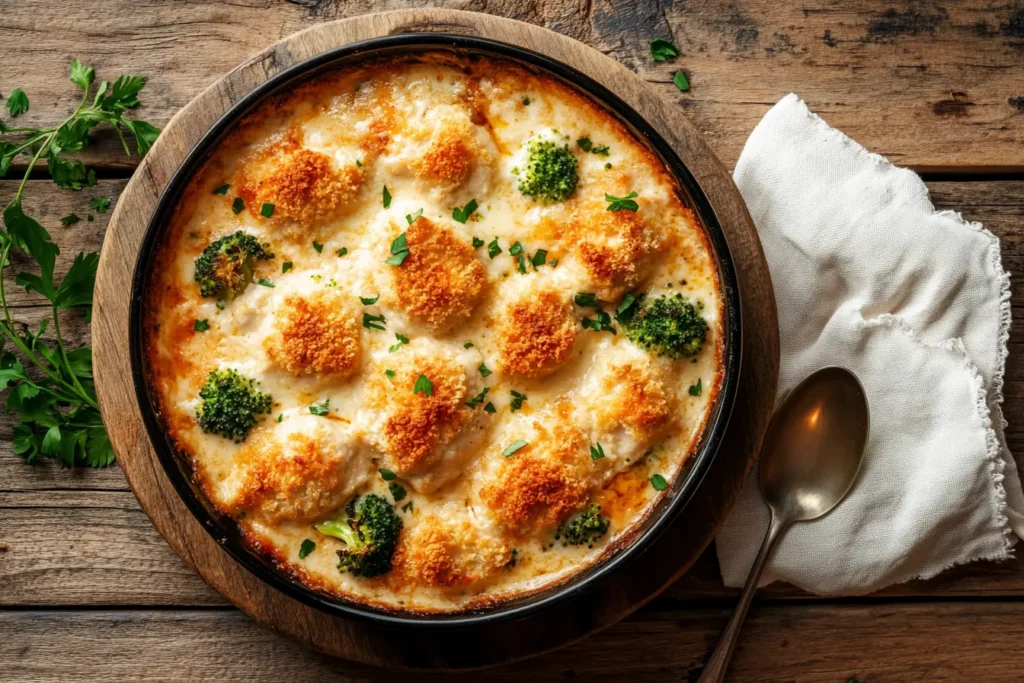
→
(484, 402, 496, 414)
(385, 369, 396, 380)
(309, 399, 330, 416)
(386, 232, 410, 266)
(582, 310, 616, 334)
(298, 539, 316, 559)
(510, 390, 527, 411)
(382, 185, 392, 208)
(231, 197, 245, 215)
(277, 414, 283, 423)
(257, 278, 275, 288)
(466, 386, 490, 408)
(590, 443, 606, 461)
(388, 333, 409, 353)
(312, 240, 324, 254)
(60, 213, 81, 226)
(406, 208, 423, 225)
(452, 199, 478, 224)
(389, 482, 407, 502)
(502, 439, 528, 457)
(649, 38, 679, 62)
(487, 236, 502, 258)
(516, 253, 527, 274)
(577, 138, 610, 156)
(575, 292, 601, 308)
(673, 71, 691, 92)
(606, 192, 639, 212)
(401, 501, 414, 513)
(591, 144, 610, 156)
(650, 474, 669, 491)
(616, 293, 640, 323)
(281, 261, 293, 273)
(194, 319, 209, 332)
(360, 295, 380, 305)
(413, 374, 433, 397)
(522, 96, 531, 105)
(337, 247, 348, 257)
(363, 312, 386, 331)
(464, 341, 475, 349)
(531, 250, 548, 267)
(260, 202, 275, 218)
(378, 468, 397, 481)
(472, 236, 485, 249)
(509, 241, 524, 256)
(689, 378, 702, 396)
(605, 162, 612, 170)
(90, 196, 111, 213)
(479, 362, 492, 377)
(212, 183, 230, 195)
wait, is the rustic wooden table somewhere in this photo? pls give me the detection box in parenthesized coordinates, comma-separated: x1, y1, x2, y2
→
(1, 1, 1022, 681)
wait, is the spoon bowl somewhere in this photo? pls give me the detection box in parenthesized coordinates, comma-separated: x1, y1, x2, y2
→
(699, 366, 869, 683)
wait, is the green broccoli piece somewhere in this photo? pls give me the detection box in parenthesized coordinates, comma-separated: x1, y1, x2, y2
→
(517, 138, 578, 203)
(196, 368, 272, 442)
(193, 231, 273, 302)
(556, 503, 610, 547)
(315, 494, 403, 578)
(624, 293, 709, 359)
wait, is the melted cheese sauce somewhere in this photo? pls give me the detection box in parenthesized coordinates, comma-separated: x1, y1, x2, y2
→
(144, 54, 724, 612)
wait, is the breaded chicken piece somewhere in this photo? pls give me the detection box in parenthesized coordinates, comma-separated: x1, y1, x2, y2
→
(494, 276, 576, 378)
(390, 511, 512, 589)
(263, 289, 361, 378)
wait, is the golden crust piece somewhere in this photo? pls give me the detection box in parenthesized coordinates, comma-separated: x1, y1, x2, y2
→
(411, 119, 481, 188)
(391, 516, 510, 589)
(570, 205, 663, 301)
(482, 406, 591, 535)
(233, 427, 359, 523)
(238, 134, 364, 227)
(596, 359, 673, 444)
(264, 290, 360, 377)
(390, 217, 487, 329)
(495, 284, 576, 378)
(364, 342, 469, 474)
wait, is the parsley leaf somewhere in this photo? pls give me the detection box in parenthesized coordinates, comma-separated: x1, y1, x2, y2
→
(413, 374, 433, 397)
(402, 501, 414, 513)
(479, 362, 492, 377)
(406, 208, 423, 225)
(590, 443, 606, 460)
(472, 236, 485, 249)
(510, 390, 527, 412)
(298, 539, 316, 559)
(389, 482, 407, 501)
(378, 468, 397, 481)
(60, 213, 80, 227)
(382, 185, 392, 208)
(615, 293, 640, 323)
(363, 312, 386, 331)
(649, 38, 679, 62)
(6, 89, 28, 117)
(582, 310, 616, 334)
(577, 137, 593, 152)
(606, 192, 639, 212)
(88, 196, 111, 213)
(650, 474, 669, 491)
(261, 202, 275, 218)
(487, 236, 501, 258)
(388, 333, 409, 353)
(484, 401, 496, 414)
(466, 386, 490, 408)
(452, 199, 478, 224)
(360, 295, 379, 305)
(309, 399, 330, 416)
(336, 247, 348, 257)
(312, 240, 324, 253)
(574, 292, 601, 308)
(386, 232, 410, 266)
(689, 378, 702, 396)
(502, 439, 528, 457)
(212, 183, 230, 195)
(282, 261, 292, 273)
(194, 319, 210, 332)
(673, 71, 691, 92)
(232, 197, 244, 215)
(531, 249, 547, 267)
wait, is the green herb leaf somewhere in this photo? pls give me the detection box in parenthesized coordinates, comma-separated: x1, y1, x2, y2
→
(606, 192, 639, 212)
(360, 295, 380, 305)
(282, 261, 292, 273)
(385, 369, 396, 380)
(386, 232, 410, 265)
(590, 442, 606, 460)
(649, 38, 679, 62)
(212, 184, 230, 195)
(582, 310, 616, 335)
(502, 439, 528, 457)
(378, 468, 397, 481)
(261, 202, 275, 218)
(615, 293, 640, 324)
(6, 88, 28, 117)
(388, 333, 409, 353)
(484, 401, 496, 414)
(689, 378, 702, 396)
(577, 137, 593, 152)
(650, 474, 668, 491)
(472, 236, 485, 249)
(509, 241, 524, 256)
(69, 60, 96, 92)
(312, 240, 324, 254)
(60, 214, 81, 227)
(522, 96, 531, 105)
(531, 249, 548, 267)
(510, 390, 527, 412)
(464, 341, 474, 348)
(298, 539, 316, 559)
(466, 386, 490, 408)
(479, 362, 492, 378)
(382, 185, 392, 208)
(673, 71, 691, 92)
(452, 199, 478, 224)
(516, 253, 527, 274)
(257, 278, 274, 288)
(232, 197, 244, 215)
(89, 196, 111, 213)
(337, 247, 348, 257)
(402, 501, 414, 513)
(413, 374, 433, 397)
(389, 481, 407, 502)
(194, 319, 210, 332)
(363, 312, 386, 331)
(487, 236, 501, 259)
(575, 292, 600, 308)
(406, 208, 423, 225)
(309, 399, 330, 416)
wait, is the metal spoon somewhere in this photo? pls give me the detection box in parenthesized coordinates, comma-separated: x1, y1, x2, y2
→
(698, 366, 869, 683)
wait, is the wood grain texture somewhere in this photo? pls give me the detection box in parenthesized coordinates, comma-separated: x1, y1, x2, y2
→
(1, 0, 1022, 172)
(6, 601, 1024, 682)
(89, 8, 778, 669)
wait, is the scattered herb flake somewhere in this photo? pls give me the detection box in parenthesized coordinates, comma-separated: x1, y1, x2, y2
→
(484, 401, 496, 414)
(386, 232, 410, 266)
(257, 278, 274, 288)
(531, 249, 548, 267)
(649, 38, 679, 62)
(502, 439, 528, 457)
(337, 247, 348, 257)
(309, 399, 330, 416)
(650, 474, 669, 491)
(466, 386, 490, 409)
(452, 199, 478, 224)
(673, 70, 691, 92)
(590, 442, 606, 461)
(312, 240, 324, 254)
(385, 369, 396, 380)
(413, 374, 433, 397)
(298, 539, 316, 559)
(281, 261, 293, 273)
(402, 500, 414, 513)
(382, 185, 392, 208)
(89, 196, 111, 213)
(582, 310, 616, 334)
(259, 202, 274, 218)
(406, 208, 423, 225)
(194, 319, 210, 332)
(487, 236, 502, 259)
(360, 295, 380, 305)
(510, 390, 527, 412)
(509, 241, 524, 256)
(689, 378, 702, 396)
(479, 362, 492, 377)
(60, 213, 81, 227)
(577, 137, 593, 152)
(389, 482, 407, 501)
(616, 293, 640, 323)
(388, 333, 409, 353)
(575, 292, 601, 308)
(472, 236, 485, 249)
(363, 312, 386, 331)
(212, 184, 230, 195)
(378, 468, 397, 481)
(231, 197, 245, 214)
(522, 96, 531, 105)
(464, 341, 475, 349)
(606, 192, 639, 212)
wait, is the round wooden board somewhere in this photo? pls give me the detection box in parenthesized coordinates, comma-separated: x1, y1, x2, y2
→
(93, 8, 779, 670)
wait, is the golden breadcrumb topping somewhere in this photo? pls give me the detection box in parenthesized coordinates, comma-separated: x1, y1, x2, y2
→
(598, 359, 673, 442)
(264, 291, 361, 377)
(238, 136, 364, 227)
(412, 119, 481, 188)
(390, 217, 487, 329)
(482, 406, 591, 535)
(570, 204, 663, 301)
(364, 343, 469, 474)
(495, 284, 576, 378)
(390, 516, 510, 589)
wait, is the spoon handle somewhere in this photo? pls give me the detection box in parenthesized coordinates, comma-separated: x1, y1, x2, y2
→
(698, 512, 788, 683)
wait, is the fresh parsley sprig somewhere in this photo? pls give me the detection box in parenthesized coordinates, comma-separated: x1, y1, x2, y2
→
(0, 60, 160, 467)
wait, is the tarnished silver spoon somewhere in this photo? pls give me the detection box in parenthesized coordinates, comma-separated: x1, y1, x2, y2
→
(698, 366, 869, 682)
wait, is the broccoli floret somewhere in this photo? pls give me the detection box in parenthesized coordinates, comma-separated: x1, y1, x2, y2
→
(517, 138, 578, 203)
(196, 368, 272, 442)
(193, 231, 273, 302)
(315, 494, 403, 578)
(556, 503, 610, 547)
(624, 293, 709, 360)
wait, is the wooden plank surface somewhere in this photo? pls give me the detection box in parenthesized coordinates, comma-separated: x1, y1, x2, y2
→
(1, 0, 1022, 172)
(6, 601, 1024, 682)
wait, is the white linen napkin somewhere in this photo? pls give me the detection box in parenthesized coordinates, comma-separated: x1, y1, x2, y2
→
(714, 94, 1024, 595)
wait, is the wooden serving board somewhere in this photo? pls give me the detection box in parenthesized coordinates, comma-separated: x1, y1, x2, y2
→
(92, 8, 779, 670)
